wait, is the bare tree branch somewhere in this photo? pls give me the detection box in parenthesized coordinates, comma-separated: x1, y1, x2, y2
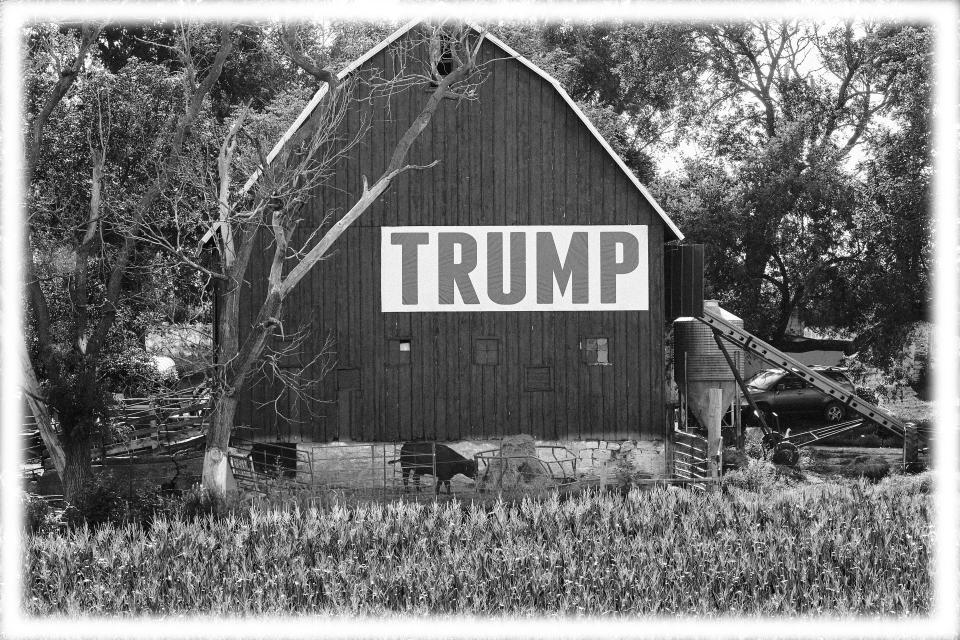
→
(278, 24, 338, 90)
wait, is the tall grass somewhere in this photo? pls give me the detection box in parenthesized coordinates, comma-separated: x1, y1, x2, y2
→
(25, 477, 930, 617)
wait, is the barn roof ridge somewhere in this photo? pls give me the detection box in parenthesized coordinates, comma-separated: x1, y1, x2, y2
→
(241, 18, 684, 241)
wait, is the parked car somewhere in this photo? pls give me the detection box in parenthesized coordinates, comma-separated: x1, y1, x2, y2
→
(741, 366, 855, 426)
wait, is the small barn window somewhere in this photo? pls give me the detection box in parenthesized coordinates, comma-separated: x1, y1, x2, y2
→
(388, 338, 412, 365)
(581, 337, 611, 365)
(525, 367, 553, 392)
(473, 337, 500, 365)
(337, 368, 361, 391)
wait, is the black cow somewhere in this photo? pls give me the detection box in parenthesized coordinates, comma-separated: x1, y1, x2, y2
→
(388, 442, 477, 494)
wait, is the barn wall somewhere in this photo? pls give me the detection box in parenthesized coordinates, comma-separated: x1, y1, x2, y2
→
(236, 31, 668, 443)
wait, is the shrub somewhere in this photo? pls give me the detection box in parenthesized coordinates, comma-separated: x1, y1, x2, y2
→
(854, 384, 880, 406)
(59, 480, 176, 529)
(744, 427, 766, 459)
(122, 484, 173, 528)
(62, 480, 125, 529)
(852, 462, 891, 482)
(721, 458, 798, 493)
(178, 483, 228, 521)
(22, 493, 58, 535)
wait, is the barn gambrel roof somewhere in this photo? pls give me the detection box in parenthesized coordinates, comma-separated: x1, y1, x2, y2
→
(247, 18, 684, 241)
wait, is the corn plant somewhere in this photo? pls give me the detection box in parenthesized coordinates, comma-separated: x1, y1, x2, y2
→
(25, 475, 931, 617)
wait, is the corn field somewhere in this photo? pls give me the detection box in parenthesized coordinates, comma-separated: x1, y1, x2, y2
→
(25, 475, 930, 617)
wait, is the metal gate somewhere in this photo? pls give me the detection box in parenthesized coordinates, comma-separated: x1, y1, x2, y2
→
(672, 429, 709, 480)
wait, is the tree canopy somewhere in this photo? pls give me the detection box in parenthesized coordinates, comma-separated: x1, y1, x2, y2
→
(496, 19, 932, 369)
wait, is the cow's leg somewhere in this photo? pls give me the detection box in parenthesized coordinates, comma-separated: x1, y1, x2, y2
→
(401, 467, 409, 492)
(447, 480, 453, 495)
(414, 473, 421, 492)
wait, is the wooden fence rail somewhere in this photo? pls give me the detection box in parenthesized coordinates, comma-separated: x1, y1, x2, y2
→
(22, 394, 211, 461)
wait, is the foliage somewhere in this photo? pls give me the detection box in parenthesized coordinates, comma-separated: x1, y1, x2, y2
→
(831, 26, 932, 364)
(61, 480, 126, 529)
(24, 24, 236, 494)
(30, 481, 177, 531)
(840, 323, 931, 403)
(177, 484, 229, 521)
(492, 20, 702, 183)
(26, 481, 930, 616)
(499, 19, 933, 366)
(97, 348, 177, 397)
(23, 493, 59, 535)
(721, 458, 785, 493)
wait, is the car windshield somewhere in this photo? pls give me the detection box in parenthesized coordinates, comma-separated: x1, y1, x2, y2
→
(745, 370, 784, 391)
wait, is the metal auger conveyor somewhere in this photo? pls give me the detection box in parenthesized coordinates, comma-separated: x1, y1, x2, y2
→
(696, 306, 912, 466)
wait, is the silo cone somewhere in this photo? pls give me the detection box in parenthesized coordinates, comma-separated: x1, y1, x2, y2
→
(674, 301, 744, 430)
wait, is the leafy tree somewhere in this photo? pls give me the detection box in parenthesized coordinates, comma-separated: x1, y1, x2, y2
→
(22, 19, 419, 502)
(23, 23, 234, 501)
(502, 19, 931, 354)
(650, 21, 930, 347)
(830, 24, 932, 385)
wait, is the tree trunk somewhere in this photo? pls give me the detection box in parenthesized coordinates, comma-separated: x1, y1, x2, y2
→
(60, 431, 94, 504)
(202, 394, 239, 499)
(740, 250, 769, 332)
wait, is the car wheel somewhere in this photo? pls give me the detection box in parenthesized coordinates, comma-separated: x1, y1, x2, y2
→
(824, 402, 845, 424)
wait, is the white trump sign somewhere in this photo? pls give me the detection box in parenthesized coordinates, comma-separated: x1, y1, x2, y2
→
(381, 225, 648, 312)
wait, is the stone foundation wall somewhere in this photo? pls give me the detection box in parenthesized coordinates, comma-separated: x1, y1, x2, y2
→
(249, 438, 667, 493)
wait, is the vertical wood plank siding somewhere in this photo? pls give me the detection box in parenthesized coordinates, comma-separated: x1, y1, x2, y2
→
(237, 32, 668, 442)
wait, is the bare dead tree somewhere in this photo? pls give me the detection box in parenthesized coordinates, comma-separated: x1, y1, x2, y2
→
(191, 22, 486, 496)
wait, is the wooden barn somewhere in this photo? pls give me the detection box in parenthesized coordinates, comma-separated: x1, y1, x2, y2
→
(231, 20, 692, 454)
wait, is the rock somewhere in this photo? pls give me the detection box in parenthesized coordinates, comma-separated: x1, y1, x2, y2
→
(594, 440, 641, 488)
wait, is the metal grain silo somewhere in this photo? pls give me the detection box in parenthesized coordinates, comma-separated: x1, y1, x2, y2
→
(673, 300, 743, 429)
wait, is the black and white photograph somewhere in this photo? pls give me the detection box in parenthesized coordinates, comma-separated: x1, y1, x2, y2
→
(3, 0, 957, 635)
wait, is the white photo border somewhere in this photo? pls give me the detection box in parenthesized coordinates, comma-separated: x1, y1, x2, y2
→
(1, 1, 956, 638)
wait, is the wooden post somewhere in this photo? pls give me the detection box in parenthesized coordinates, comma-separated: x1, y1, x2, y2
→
(735, 352, 744, 454)
(903, 422, 919, 470)
(704, 388, 724, 479)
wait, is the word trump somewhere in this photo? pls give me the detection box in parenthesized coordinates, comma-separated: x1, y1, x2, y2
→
(381, 226, 648, 312)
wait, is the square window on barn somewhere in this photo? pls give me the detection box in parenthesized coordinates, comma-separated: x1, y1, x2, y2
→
(337, 368, 361, 391)
(581, 337, 611, 365)
(473, 337, 500, 365)
(388, 338, 412, 365)
(525, 366, 553, 392)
